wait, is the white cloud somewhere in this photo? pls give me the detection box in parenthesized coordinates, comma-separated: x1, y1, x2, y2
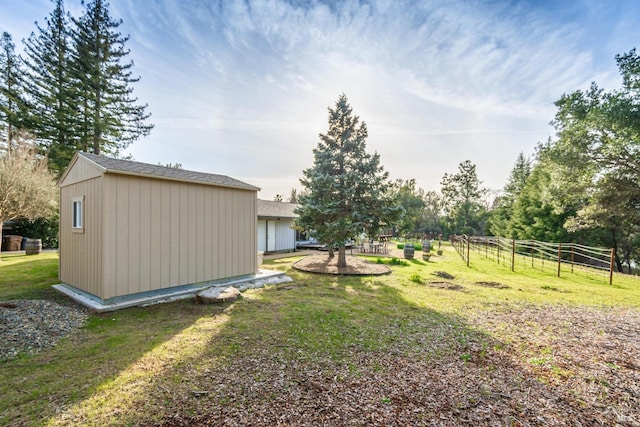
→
(2, 0, 639, 200)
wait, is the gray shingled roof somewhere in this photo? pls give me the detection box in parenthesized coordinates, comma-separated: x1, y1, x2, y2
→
(257, 199, 298, 218)
(79, 152, 259, 191)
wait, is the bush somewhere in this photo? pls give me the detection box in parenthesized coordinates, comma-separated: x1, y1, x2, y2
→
(414, 244, 422, 251)
(409, 273, 423, 284)
(397, 244, 404, 249)
(10, 215, 59, 249)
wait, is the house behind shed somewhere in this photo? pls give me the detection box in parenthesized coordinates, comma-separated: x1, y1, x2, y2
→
(57, 152, 260, 305)
(257, 199, 298, 253)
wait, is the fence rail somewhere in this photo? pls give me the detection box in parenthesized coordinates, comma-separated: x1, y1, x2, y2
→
(451, 235, 615, 285)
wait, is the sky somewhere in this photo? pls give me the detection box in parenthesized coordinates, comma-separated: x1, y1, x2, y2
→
(1, 0, 639, 200)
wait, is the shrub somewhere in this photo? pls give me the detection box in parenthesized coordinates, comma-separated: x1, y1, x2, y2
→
(10, 215, 59, 248)
(397, 244, 404, 249)
(409, 273, 423, 284)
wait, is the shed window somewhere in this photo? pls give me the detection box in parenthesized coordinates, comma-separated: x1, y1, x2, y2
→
(72, 196, 84, 232)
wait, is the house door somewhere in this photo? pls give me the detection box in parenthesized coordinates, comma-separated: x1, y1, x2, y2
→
(266, 221, 276, 252)
(257, 220, 276, 252)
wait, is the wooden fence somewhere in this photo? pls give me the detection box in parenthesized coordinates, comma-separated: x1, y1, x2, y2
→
(451, 235, 615, 285)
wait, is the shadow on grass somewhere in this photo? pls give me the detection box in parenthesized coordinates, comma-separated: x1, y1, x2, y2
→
(0, 300, 229, 426)
(1, 255, 625, 426)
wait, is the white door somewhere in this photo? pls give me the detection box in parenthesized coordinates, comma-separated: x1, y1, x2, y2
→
(267, 221, 276, 252)
(257, 220, 267, 251)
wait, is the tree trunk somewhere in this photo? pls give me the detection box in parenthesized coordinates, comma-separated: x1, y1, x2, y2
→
(328, 248, 334, 258)
(337, 246, 347, 268)
(0, 221, 3, 263)
(611, 229, 624, 272)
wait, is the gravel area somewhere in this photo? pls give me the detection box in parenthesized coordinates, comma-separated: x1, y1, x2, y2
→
(0, 300, 88, 361)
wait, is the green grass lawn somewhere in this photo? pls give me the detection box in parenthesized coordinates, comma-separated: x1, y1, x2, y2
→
(1, 245, 638, 426)
(0, 252, 60, 300)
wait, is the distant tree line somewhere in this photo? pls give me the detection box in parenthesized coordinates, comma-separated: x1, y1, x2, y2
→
(293, 50, 640, 272)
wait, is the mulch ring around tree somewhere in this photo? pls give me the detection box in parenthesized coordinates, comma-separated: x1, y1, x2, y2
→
(293, 254, 391, 275)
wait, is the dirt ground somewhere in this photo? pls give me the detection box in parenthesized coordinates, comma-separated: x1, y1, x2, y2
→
(154, 305, 639, 427)
(292, 254, 391, 275)
(152, 251, 639, 426)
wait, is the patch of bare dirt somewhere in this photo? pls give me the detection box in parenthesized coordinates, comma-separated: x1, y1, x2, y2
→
(293, 254, 391, 275)
(474, 281, 510, 289)
(432, 271, 455, 279)
(427, 281, 465, 291)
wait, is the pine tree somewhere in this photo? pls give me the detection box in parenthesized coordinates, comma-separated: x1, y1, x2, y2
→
(0, 32, 29, 152)
(71, 0, 153, 157)
(295, 94, 399, 267)
(489, 152, 531, 237)
(288, 188, 299, 204)
(22, 0, 77, 172)
(440, 160, 487, 235)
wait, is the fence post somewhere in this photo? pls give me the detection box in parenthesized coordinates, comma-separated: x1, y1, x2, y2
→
(609, 248, 615, 285)
(485, 237, 488, 258)
(511, 239, 515, 272)
(497, 239, 501, 265)
(466, 236, 470, 267)
(570, 244, 574, 274)
(557, 243, 562, 277)
(531, 240, 535, 268)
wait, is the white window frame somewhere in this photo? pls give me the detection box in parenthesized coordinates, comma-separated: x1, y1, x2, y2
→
(72, 196, 84, 233)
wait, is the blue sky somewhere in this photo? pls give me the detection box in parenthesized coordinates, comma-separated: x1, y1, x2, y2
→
(1, 0, 638, 200)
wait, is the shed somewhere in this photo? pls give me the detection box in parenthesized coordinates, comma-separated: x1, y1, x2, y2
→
(257, 199, 298, 253)
(56, 152, 261, 307)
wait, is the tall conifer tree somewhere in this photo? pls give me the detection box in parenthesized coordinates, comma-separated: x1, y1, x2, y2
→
(440, 160, 487, 235)
(0, 32, 29, 151)
(22, 0, 77, 172)
(296, 94, 399, 267)
(71, 0, 153, 157)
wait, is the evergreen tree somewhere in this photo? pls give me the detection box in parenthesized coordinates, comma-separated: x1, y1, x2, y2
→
(488, 152, 531, 237)
(507, 162, 572, 242)
(22, 0, 77, 172)
(423, 190, 445, 236)
(288, 188, 299, 204)
(295, 94, 399, 267)
(0, 32, 29, 151)
(71, 0, 153, 157)
(393, 178, 426, 237)
(440, 160, 487, 235)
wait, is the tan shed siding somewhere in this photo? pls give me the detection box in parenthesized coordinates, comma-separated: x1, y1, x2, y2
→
(115, 177, 130, 298)
(59, 177, 104, 298)
(188, 185, 197, 284)
(218, 189, 227, 278)
(196, 185, 206, 282)
(59, 156, 103, 186)
(100, 174, 257, 299)
(102, 174, 116, 298)
(210, 189, 220, 280)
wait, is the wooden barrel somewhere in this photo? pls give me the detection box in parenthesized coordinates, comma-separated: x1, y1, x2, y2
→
(25, 238, 42, 255)
(403, 244, 415, 260)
